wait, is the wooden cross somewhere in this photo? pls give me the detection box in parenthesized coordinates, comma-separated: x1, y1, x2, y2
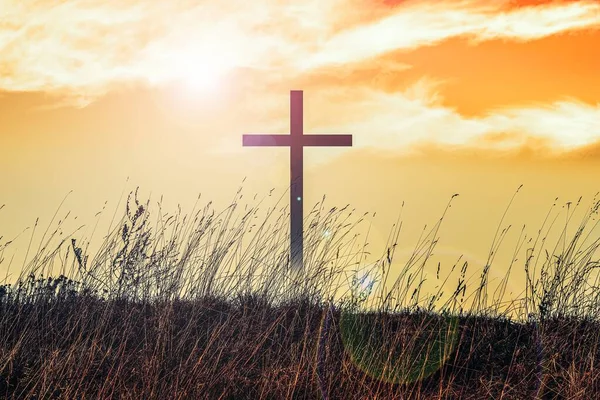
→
(243, 90, 353, 270)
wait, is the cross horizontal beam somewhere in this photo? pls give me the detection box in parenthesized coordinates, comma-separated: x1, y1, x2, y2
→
(243, 134, 352, 147)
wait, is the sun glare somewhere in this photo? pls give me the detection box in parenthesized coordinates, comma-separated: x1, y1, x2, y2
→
(149, 47, 236, 128)
(160, 41, 235, 97)
(177, 59, 223, 93)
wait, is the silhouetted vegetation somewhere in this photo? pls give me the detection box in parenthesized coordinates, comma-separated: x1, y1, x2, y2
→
(1, 187, 600, 399)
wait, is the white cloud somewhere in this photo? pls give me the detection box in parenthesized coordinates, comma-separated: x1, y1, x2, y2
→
(301, 1, 600, 69)
(0, 0, 599, 103)
(303, 86, 600, 158)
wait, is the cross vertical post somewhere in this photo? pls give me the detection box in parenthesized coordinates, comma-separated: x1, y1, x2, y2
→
(290, 91, 304, 270)
(243, 90, 352, 271)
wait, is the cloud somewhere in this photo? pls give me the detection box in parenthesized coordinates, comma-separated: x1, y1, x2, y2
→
(299, 0, 600, 69)
(0, 0, 599, 104)
(0, 0, 305, 103)
(213, 76, 600, 165)
(298, 84, 600, 160)
(3, 0, 600, 158)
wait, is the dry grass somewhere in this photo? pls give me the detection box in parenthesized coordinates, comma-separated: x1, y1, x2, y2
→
(1, 187, 600, 399)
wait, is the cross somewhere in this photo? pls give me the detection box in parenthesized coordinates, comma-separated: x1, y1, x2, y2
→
(243, 90, 353, 270)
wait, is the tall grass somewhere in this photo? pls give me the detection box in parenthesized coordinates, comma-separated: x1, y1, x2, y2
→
(1, 187, 600, 399)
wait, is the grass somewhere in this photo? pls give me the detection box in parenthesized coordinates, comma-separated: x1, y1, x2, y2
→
(1, 186, 600, 399)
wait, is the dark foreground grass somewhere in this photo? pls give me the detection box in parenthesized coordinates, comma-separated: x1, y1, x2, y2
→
(1, 188, 600, 399)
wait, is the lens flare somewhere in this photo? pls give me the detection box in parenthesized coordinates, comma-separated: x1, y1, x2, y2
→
(340, 311, 459, 385)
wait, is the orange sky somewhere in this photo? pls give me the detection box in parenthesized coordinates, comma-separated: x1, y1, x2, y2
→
(2, 0, 600, 306)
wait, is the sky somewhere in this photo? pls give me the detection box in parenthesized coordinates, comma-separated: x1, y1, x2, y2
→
(2, 0, 600, 304)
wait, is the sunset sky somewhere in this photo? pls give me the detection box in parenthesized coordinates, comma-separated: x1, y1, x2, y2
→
(2, 0, 600, 301)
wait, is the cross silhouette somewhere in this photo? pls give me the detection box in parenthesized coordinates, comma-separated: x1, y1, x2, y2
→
(243, 90, 353, 270)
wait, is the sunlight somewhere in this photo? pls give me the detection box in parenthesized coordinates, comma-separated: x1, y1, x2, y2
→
(158, 37, 238, 96)
(149, 45, 235, 122)
(175, 55, 224, 94)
